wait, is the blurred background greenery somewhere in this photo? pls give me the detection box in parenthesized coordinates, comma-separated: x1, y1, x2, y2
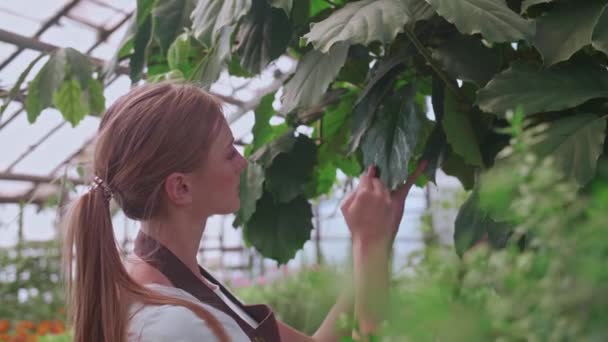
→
(5, 131, 606, 342)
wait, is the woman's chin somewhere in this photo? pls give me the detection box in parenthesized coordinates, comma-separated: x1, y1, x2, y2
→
(214, 197, 240, 216)
(226, 199, 241, 214)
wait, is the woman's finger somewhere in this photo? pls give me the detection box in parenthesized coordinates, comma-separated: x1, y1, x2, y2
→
(359, 165, 375, 193)
(371, 178, 385, 196)
(341, 191, 356, 211)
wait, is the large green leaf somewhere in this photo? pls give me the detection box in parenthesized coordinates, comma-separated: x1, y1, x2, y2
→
(25, 50, 67, 123)
(420, 125, 448, 183)
(25, 77, 43, 124)
(321, 93, 356, 153)
(280, 42, 349, 114)
(102, 15, 135, 81)
(454, 189, 510, 256)
(236, 1, 292, 74)
(0, 53, 44, 119)
(191, 0, 251, 46)
(86, 79, 106, 115)
(335, 155, 362, 177)
(130, 14, 153, 82)
(64, 48, 93, 89)
(526, 114, 607, 187)
(234, 162, 265, 227)
(592, 6, 608, 56)
(420, 77, 448, 182)
(305, 161, 338, 197)
(520, 0, 553, 14)
(136, 0, 157, 26)
(53, 79, 89, 127)
(252, 93, 288, 151)
(167, 32, 192, 71)
(252, 93, 276, 147)
(442, 150, 476, 190)
(227, 55, 255, 77)
(533, 0, 606, 66)
(304, 0, 434, 53)
(477, 62, 608, 116)
(251, 130, 297, 167)
(431, 33, 502, 87)
(443, 90, 483, 167)
(311, 94, 361, 192)
(244, 192, 313, 264)
(194, 25, 234, 87)
(268, 0, 292, 15)
(152, 0, 194, 53)
(361, 85, 422, 190)
(265, 135, 317, 203)
(310, 0, 333, 17)
(336, 45, 372, 85)
(425, 0, 534, 43)
(404, 0, 437, 19)
(349, 51, 407, 153)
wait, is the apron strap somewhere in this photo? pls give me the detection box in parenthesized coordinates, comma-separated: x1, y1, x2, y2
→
(132, 230, 281, 341)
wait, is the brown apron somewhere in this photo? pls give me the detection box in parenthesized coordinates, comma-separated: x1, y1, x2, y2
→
(134, 231, 282, 342)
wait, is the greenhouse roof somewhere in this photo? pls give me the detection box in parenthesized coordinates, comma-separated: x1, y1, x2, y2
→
(0, 0, 294, 206)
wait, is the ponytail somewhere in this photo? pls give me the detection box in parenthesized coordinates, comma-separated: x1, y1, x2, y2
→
(63, 187, 229, 342)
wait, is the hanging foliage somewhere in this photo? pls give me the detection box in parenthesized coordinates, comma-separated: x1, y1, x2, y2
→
(9, 0, 608, 263)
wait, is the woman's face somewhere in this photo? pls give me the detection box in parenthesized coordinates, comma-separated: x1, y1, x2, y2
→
(191, 118, 248, 216)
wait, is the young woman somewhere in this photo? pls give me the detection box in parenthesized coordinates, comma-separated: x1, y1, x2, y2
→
(63, 82, 424, 342)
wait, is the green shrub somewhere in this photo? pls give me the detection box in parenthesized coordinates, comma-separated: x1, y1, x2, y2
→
(0, 240, 65, 322)
(235, 266, 346, 335)
(38, 333, 72, 342)
(237, 114, 608, 341)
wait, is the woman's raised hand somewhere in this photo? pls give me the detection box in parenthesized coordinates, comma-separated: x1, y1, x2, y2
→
(341, 162, 428, 248)
(341, 162, 428, 337)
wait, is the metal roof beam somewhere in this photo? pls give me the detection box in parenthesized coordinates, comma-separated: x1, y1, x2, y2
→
(0, 0, 81, 71)
(0, 28, 247, 107)
(4, 121, 67, 172)
(0, 28, 129, 74)
(0, 171, 85, 185)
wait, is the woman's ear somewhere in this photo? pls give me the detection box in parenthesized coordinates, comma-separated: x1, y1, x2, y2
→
(164, 173, 193, 206)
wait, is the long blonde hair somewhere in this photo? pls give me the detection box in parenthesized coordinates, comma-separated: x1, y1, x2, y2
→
(63, 82, 230, 342)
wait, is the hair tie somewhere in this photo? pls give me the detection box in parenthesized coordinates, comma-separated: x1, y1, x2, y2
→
(90, 175, 113, 201)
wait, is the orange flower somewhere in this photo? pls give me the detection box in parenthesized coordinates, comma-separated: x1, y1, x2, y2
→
(35, 321, 50, 336)
(14, 321, 35, 340)
(0, 333, 10, 342)
(0, 321, 10, 334)
(16, 321, 34, 331)
(49, 320, 65, 334)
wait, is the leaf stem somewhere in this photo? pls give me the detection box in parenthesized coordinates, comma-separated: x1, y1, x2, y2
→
(403, 26, 465, 103)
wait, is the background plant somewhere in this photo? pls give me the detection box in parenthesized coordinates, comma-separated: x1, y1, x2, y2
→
(235, 266, 343, 335)
(233, 113, 608, 340)
(0, 240, 64, 322)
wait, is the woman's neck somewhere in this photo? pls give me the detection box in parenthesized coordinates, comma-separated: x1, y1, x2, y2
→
(139, 215, 207, 277)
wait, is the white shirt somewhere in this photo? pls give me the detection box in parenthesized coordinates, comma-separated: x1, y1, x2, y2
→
(128, 284, 250, 342)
